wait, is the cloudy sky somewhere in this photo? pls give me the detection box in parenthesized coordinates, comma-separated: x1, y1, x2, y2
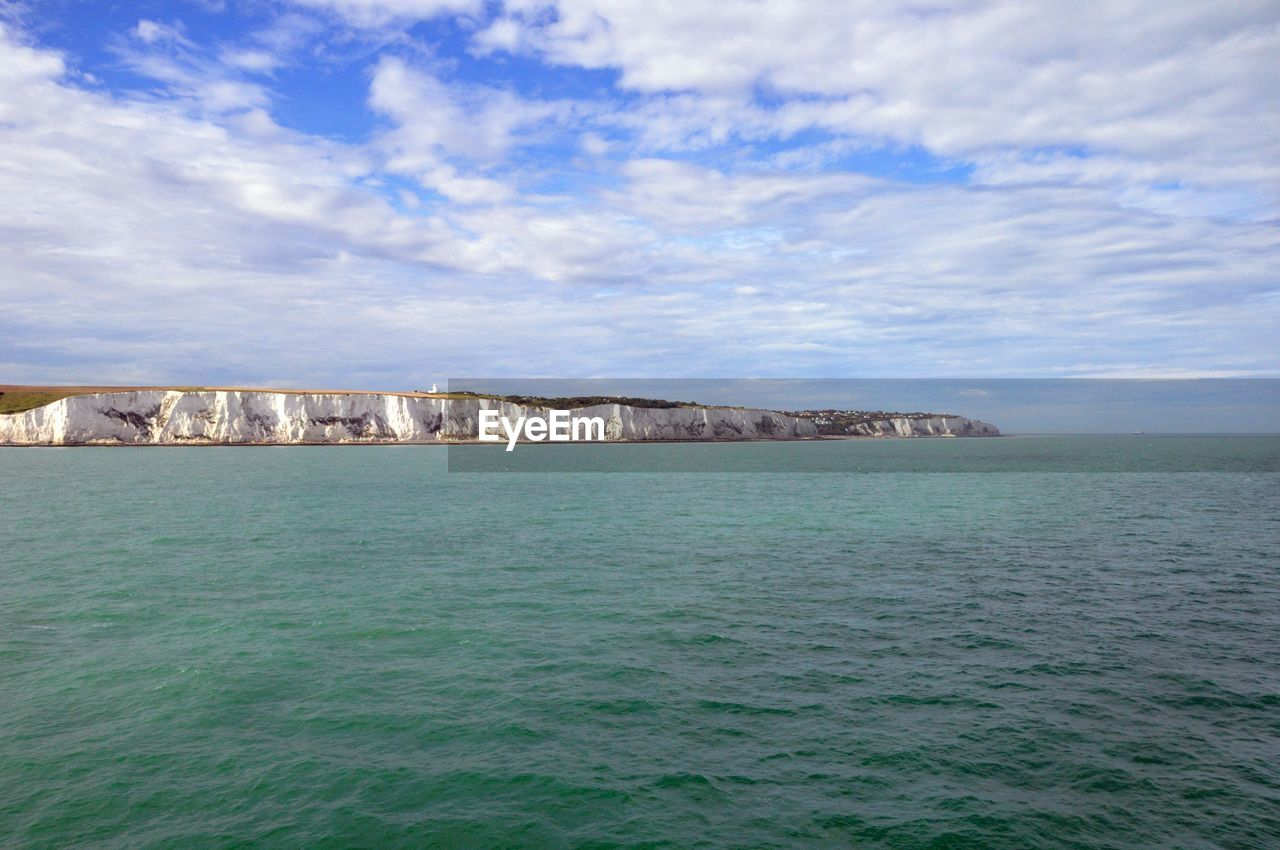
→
(1, 0, 1277, 388)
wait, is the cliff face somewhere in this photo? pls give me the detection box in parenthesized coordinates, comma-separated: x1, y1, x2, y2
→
(0, 391, 817, 446)
(843, 415, 1000, 437)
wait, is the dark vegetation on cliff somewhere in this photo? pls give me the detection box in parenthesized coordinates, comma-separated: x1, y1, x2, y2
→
(448, 391, 702, 409)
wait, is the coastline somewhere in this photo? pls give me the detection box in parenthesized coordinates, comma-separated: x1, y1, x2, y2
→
(0, 388, 999, 446)
(0, 435, 945, 448)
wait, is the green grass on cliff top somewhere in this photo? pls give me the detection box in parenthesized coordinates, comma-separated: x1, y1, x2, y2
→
(0, 390, 84, 415)
(0, 387, 217, 415)
(0, 387, 709, 415)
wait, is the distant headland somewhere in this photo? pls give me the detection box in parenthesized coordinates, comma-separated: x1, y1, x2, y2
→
(0, 386, 999, 446)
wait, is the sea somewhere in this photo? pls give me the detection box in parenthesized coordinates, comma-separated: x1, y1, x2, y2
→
(1, 436, 1277, 849)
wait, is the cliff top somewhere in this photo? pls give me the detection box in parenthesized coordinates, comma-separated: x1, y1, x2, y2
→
(0, 385, 710, 416)
(0, 385, 488, 415)
(0, 387, 976, 427)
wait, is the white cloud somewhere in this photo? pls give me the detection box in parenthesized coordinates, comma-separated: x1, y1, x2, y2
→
(0, 18, 1276, 385)
(485, 1, 1280, 210)
(285, 0, 483, 27)
(579, 132, 608, 157)
(219, 48, 282, 74)
(366, 55, 571, 200)
(370, 56, 517, 162)
(473, 16, 524, 53)
(134, 20, 170, 44)
(0, 25, 64, 86)
(118, 18, 277, 114)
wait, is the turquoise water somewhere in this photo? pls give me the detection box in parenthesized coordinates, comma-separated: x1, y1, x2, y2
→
(1, 437, 1278, 849)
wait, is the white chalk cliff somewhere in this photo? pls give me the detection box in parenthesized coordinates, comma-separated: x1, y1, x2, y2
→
(0, 391, 819, 445)
(841, 415, 1000, 437)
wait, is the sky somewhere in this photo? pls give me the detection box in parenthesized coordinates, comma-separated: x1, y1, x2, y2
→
(1, 0, 1278, 391)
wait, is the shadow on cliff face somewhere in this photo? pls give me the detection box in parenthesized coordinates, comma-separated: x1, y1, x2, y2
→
(98, 405, 161, 437)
